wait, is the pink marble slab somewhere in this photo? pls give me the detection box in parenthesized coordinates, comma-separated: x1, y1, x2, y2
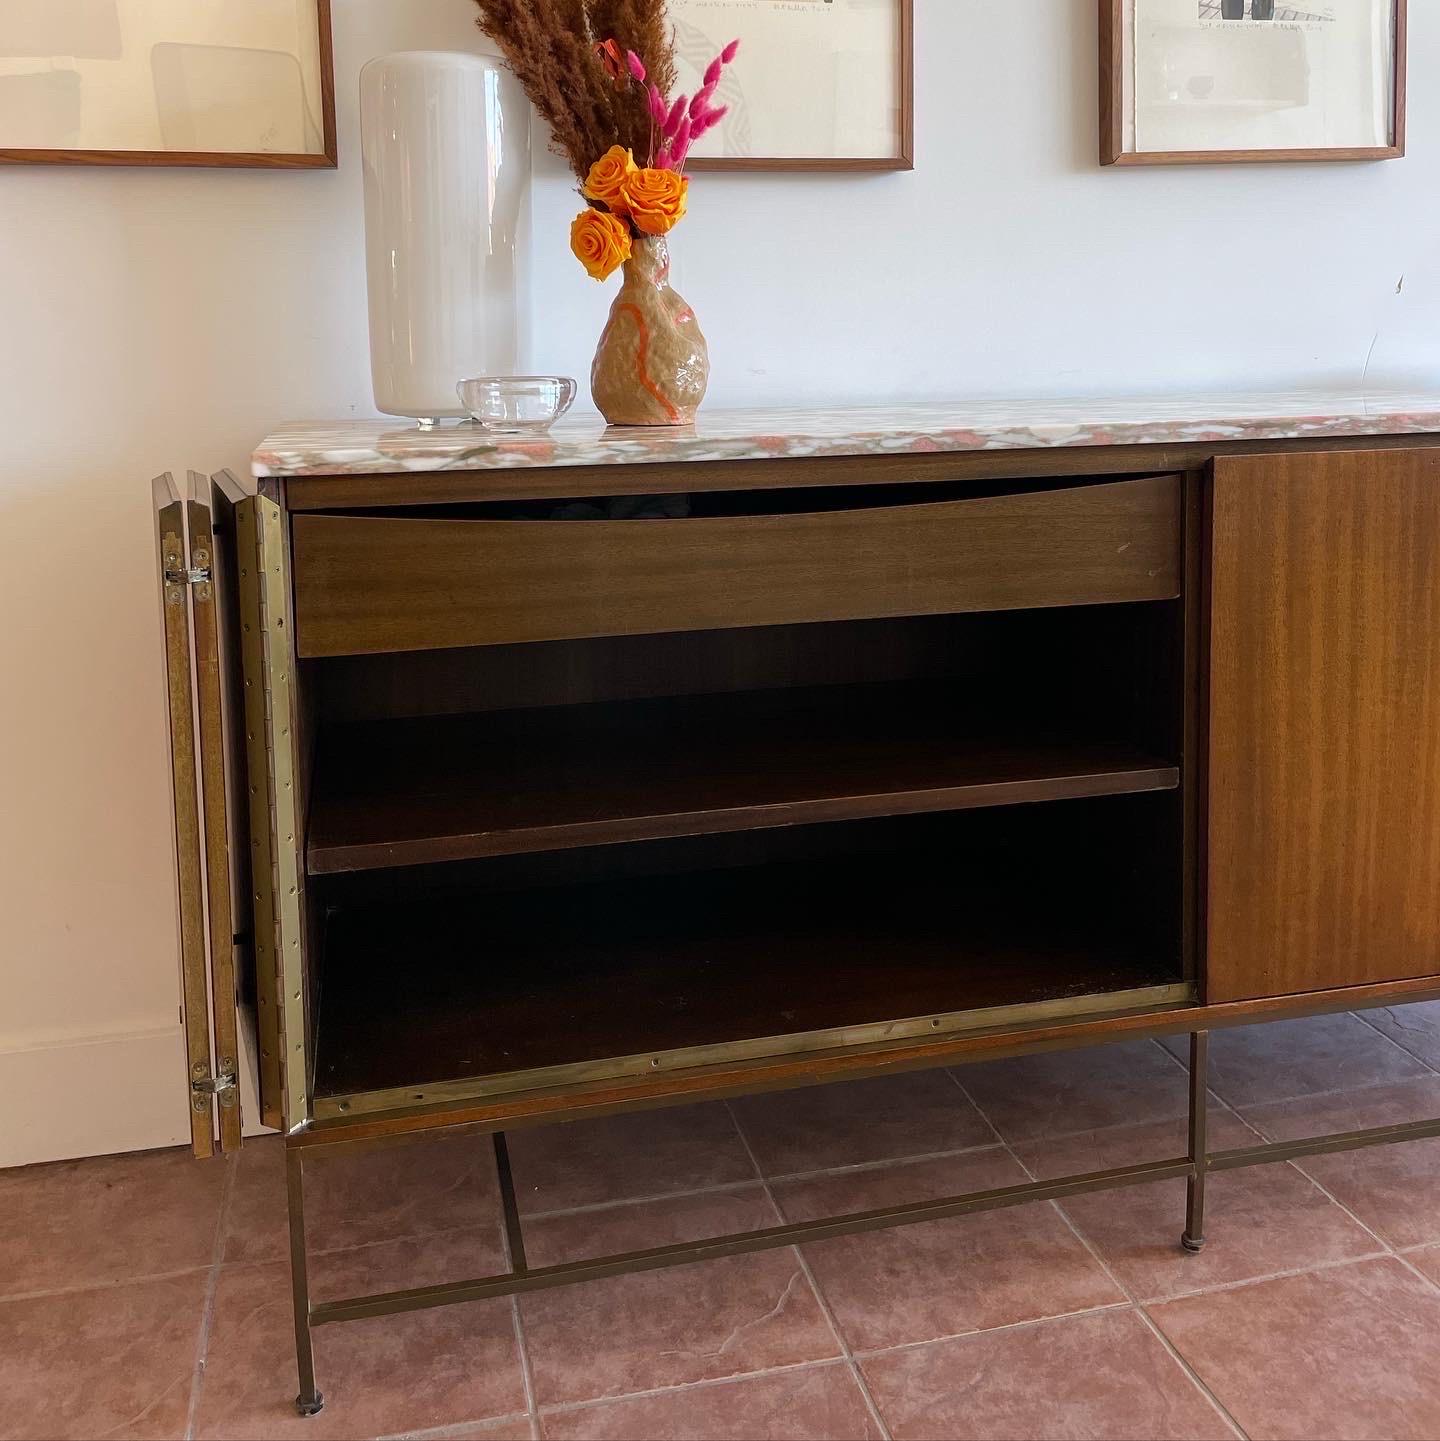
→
(253, 393, 1440, 477)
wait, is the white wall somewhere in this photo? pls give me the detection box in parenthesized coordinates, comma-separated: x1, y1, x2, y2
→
(2, 0, 1437, 1165)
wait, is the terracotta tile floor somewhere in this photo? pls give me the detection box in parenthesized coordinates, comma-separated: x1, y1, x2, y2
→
(8, 1007, 1440, 1440)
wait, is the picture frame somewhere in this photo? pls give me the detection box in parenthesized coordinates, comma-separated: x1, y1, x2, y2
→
(674, 0, 913, 172)
(1100, 0, 1406, 166)
(0, 0, 336, 168)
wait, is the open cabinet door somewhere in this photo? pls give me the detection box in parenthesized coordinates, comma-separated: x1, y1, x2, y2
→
(153, 472, 260, 1155)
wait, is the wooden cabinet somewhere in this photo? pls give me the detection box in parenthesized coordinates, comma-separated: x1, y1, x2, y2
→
(1206, 449, 1440, 1002)
(155, 437, 1440, 1157)
(150, 420, 1440, 1416)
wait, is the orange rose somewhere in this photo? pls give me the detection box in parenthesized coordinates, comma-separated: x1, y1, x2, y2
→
(570, 207, 632, 281)
(583, 145, 637, 214)
(623, 168, 689, 236)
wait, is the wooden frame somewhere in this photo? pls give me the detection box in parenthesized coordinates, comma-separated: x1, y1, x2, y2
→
(686, 0, 913, 173)
(1100, 0, 1406, 166)
(0, 0, 336, 168)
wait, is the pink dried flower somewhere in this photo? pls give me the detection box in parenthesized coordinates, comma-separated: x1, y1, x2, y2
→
(690, 104, 728, 139)
(656, 144, 674, 170)
(704, 56, 723, 88)
(672, 115, 693, 166)
(648, 83, 668, 126)
(721, 38, 741, 64)
(626, 49, 646, 83)
(690, 83, 715, 117)
(663, 94, 688, 137)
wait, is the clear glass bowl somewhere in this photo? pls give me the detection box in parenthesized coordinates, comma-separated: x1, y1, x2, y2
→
(457, 375, 577, 434)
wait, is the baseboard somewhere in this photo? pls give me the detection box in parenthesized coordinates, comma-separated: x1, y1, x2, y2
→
(1, 1025, 195, 1167)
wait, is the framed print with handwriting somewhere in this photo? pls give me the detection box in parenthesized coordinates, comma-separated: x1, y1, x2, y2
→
(675, 0, 913, 171)
(1101, 0, 1405, 165)
(0, 0, 335, 166)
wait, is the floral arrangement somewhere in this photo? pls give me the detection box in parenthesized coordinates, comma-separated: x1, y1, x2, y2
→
(471, 1, 737, 282)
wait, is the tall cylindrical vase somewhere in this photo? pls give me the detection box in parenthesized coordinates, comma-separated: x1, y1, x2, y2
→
(360, 51, 531, 426)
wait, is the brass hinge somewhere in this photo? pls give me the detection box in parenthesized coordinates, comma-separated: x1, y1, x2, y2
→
(164, 561, 212, 587)
(191, 1058, 239, 1111)
(162, 534, 212, 605)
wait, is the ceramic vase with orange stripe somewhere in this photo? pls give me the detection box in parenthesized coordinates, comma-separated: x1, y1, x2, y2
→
(591, 236, 709, 426)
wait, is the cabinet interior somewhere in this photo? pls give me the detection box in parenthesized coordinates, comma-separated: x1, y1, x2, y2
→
(296, 590, 1191, 1118)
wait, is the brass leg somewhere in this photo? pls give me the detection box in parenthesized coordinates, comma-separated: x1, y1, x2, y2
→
(286, 1148, 325, 1416)
(1182, 1030, 1209, 1253)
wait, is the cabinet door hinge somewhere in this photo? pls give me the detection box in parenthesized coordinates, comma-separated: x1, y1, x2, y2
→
(164, 563, 213, 586)
(162, 538, 213, 594)
(190, 1059, 239, 1111)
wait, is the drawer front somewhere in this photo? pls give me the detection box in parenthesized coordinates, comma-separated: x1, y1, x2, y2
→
(292, 476, 1182, 657)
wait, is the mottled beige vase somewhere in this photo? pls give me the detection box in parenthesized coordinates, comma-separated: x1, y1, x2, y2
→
(591, 235, 709, 426)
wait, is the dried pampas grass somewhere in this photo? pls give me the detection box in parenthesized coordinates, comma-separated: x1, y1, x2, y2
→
(473, 0, 678, 180)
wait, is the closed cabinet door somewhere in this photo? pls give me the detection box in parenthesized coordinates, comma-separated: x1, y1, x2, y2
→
(1207, 449, 1440, 1003)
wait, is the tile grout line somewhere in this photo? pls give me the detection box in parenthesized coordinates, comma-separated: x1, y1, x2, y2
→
(519, 1137, 1013, 1225)
(184, 1149, 238, 1441)
(1151, 1017, 1440, 1114)
(377, 1407, 535, 1440)
(495, 1202, 541, 1439)
(1352, 1008, 1440, 1077)
(532, 1357, 862, 1423)
(845, 1301, 1133, 1360)
(1139, 1249, 1399, 1305)
(949, 1068, 1252, 1441)
(0, 1263, 220, 1307)
(722, 1099, 894, 1441)
(1275, 1153, 1440, 1300)
(509, 1295, 542, 1441)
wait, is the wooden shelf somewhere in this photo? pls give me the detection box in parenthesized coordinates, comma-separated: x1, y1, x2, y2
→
(307, 680, 1179, 874)
(311, 834, 1184, 1107)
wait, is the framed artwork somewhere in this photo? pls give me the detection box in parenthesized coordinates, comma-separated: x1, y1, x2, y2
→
(1101, 0, 1405, 165)
(0, 0, 336, 167)
(672, 0, 913, 171)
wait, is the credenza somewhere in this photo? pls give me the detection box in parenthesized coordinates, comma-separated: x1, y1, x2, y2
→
(152, 398, 1440, 1414)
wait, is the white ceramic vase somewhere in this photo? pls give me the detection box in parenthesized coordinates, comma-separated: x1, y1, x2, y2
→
(360, 51, 531, 426)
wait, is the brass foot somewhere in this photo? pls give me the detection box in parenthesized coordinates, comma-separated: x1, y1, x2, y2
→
(295, 1390, 325, 1417)
(1181, 1233, 1206, 1254)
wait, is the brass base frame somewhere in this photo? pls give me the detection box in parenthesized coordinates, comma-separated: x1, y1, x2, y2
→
(284, 1027, 1440, 1416)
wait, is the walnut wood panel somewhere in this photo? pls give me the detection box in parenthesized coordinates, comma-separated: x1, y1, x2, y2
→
(291, 477, 1181, 657)
(185, 473, 247, 1152)
(153, 475, 215, 1159)
(1207, 449, 1440, 1002)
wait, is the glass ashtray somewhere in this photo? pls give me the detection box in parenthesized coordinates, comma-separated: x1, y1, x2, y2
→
(457, 375, 577, 434)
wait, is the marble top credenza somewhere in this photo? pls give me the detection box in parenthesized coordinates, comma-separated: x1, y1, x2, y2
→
(154, 393, 1440, 1414)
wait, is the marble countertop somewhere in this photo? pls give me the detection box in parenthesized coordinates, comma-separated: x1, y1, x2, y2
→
(253, 392, 1440, 477)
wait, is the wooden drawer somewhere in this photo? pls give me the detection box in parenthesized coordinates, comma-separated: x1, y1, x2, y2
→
(291, 476, 1182, 657)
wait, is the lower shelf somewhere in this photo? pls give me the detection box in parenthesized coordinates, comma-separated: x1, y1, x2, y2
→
(312, 803, 1185, 1119)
